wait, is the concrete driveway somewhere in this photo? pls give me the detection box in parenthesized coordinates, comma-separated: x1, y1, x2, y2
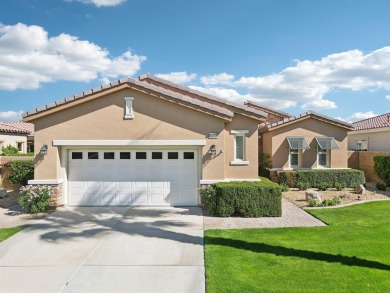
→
(0, 207, 205, 293)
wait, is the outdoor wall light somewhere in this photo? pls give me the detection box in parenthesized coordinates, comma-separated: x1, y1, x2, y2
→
(209, 144, 217, 156)
(39, 144, 48, 155)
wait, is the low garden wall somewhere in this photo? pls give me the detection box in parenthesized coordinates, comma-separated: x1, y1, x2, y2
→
(347, 151, 390, 183)
(0, 156, 34, 189)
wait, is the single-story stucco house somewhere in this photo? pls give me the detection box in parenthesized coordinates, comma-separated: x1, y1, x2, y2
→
(348, 112, 390, 152)
(244, 104, 355, 171)
(0, 122, 34, 153)
(23, 74, 267, 207)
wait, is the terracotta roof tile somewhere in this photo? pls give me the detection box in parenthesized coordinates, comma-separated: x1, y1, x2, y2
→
(353, 113, 390, 131)
(0, 122, 34, 135)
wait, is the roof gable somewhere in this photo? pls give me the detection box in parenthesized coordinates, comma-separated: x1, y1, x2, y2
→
(259, 110, 354, 133)
(244, 100, 292, 119)
(23, 75, 267, 122)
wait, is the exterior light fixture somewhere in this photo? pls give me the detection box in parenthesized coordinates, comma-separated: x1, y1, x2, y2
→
(209, 144, 217, 156)
(39, 144, 48, 155)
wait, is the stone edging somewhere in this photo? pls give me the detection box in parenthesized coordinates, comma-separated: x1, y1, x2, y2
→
(304, 198, 390, 210)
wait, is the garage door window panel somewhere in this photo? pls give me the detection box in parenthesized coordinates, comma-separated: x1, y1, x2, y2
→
(168, 152, 179, 159)
(120, 152, 131, 159)
(136, 152, 147, 159)
(152, 152, 163, 159)
(184, 152, 194, 159)
(104, 152, 115, 159)
(72, 152, 83, 159)
(88, 152, 99, 159)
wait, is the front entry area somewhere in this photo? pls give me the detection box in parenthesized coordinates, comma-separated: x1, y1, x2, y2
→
(67, 149, 199, 206)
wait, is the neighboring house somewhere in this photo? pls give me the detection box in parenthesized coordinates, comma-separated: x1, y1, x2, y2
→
(348, 113, 390, 152)
(0, 122, 34, 153)
(252, 109, 354, 171)
(23, 74, 267, 207)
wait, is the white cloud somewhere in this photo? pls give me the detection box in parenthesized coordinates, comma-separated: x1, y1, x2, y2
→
(301, 99, 337, 110)
(200, 73, 235, 85)
(0, 23, 146, 90)
(155, 72, 197, 84)
(0, 111, 23, 122)
(197, 47, 390, 110)
(337, 111, 378, 123)
(66, 0, 126, 7)
(189, 86, 249, 103)
(386, 95, 390, 101)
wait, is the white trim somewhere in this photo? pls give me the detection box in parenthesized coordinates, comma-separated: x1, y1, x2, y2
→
(28, 179, 63, 185)
(230, 160, 249, 165)
(230, 130, 249, 134)
(124, 96, 134, 119)
(200, 178, 260, 184)
(53, 140, 207, 146)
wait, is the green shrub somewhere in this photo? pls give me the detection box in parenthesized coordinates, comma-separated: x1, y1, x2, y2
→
(7, 160, 34, 185)
(201, 181, 282, 217)
(19, 185, 52, 213)
(199, 186, 216, 214)
(317, 182, 331, 191)
(297, 182, 311, 190)
(373, 156, 390, 186)
(258, 153, 272, 178)
(277, 171, 297, 187)
(296, 169, 365, 188)
(1, 145, 20, 156)
(322, 197, 341, 207)
(334, 182, 346, 191)
(308, 199, 319, 207)
(279, 183, 289, 192)
(375, 182, 387, 191)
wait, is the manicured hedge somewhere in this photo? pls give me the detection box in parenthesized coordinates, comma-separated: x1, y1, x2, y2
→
(373, 156, 390, 186)
(200, 179, 282, 217)
(277, 169, 365, 188)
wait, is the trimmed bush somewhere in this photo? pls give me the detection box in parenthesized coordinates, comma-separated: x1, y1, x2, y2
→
(376, 182, 387, 191)
(1, 145, 20, 156)
(278, 169, 365, 188)
(200, 180, 282, 217)
(322, 197, 341, 207)
(277, 171, 297, 187)
(334, 182, 346, 191)
(297, 182, 311, 190)
(317, 182, 331, 191)
(7, 160, 34, 185)
(373, 156, 390, 186)
(258, 153, 272, 178)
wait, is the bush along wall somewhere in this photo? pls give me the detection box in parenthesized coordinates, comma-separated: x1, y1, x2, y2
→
(200, 181, 282, 217)
(277, 169, 365, 188)
(373, 156, 390, 186)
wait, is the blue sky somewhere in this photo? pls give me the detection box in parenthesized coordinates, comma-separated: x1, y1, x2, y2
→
(1, 0, 389, 122)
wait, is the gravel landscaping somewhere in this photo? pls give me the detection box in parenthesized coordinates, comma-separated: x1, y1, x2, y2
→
(283, 183, 390, 208)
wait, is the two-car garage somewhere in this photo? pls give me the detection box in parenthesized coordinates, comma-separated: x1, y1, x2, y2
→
(64, 145, 201, 207)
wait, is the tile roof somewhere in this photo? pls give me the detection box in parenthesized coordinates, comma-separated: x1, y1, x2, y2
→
(244, 100, 292, 118)
(353, 113, 390, 131)
(0, 122, 34, 135)
(138, 74, 268, 119)
(258, 110, 354, 133)
(23, 74, 269, 122)
(23, 77, 235, 120)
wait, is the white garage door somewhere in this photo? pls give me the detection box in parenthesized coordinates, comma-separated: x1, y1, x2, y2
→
(68, 149, 199, 206)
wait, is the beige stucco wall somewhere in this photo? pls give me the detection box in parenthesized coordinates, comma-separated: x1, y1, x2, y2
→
(0, 133, 27, 153)
(31, 88, 259, 181)
(262, 117, 349, 169)
(348, 129, 390, 152)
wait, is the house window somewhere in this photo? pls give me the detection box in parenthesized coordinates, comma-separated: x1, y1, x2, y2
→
(286, 137, 310, 168)
(356, 139, 368, 151)
(315, 137, 340, 168)
(17, 142, 24, 152)
(230, 130, 249, 165)
(124, 97, 134, 119)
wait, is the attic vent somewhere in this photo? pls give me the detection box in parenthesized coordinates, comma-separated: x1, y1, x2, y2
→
(124, 97, 134, 119)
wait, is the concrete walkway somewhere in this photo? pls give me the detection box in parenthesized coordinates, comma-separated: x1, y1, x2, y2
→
(0, 207, 205, 293)
(204, 199, 326, 230)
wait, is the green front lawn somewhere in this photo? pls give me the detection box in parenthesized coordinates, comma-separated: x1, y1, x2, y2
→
(205, 201, 390, 293)
(0, 228, 22, 242)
